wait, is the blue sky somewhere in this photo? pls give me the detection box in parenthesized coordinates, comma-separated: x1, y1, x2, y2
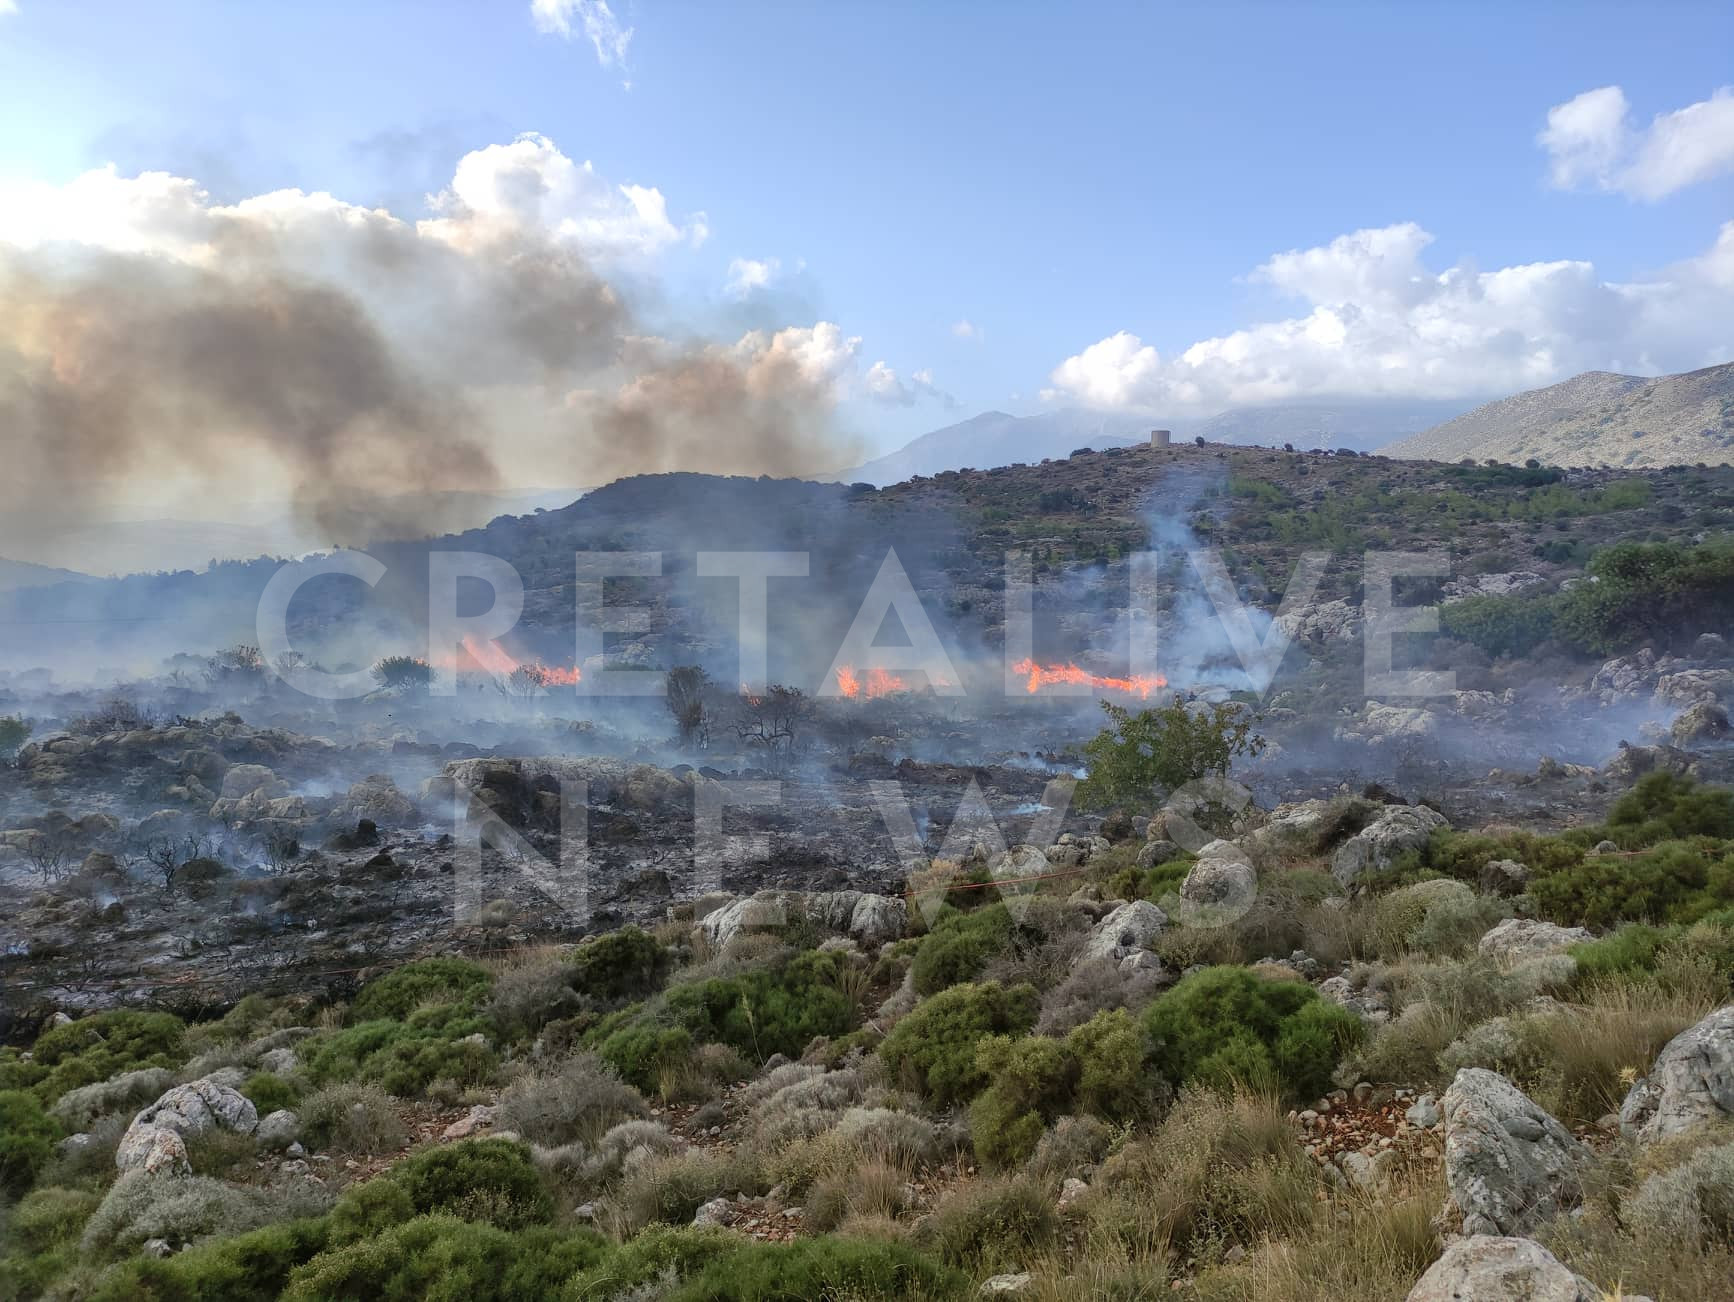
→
(1, 0, 1732, 469)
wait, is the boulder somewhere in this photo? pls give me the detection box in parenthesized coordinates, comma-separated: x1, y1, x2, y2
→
(1080, 900, 1168, 963)
(1479, 858, 1530, 896)
(1405, 1236, 1606, 1302)
(848, 893, 906, 946)
(219, 764, 285, 800)
(255, 1109, 301, 1151)
(1601, 743, 1695, 783)
(1441, 1068, 1589, 1235)
(1176, 840, 1257, 920)
(1619, 1004, 1734, 1143)
(1477, 918, 1591, 964)
(1671, 701, 1731, 745)
(1330, 804, 1449, 888)
(116, 1076, 259, 1174)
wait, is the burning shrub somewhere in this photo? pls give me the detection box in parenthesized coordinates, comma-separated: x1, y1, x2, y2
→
(1076, 697, 1265, 810)
(878, 981, 1039, 1107)
(1142, 966, 1362, 1101)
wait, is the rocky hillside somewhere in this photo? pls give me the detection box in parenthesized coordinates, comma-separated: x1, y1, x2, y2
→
(1383, 363, 1734, 468)
(841, 409, 1149, 486)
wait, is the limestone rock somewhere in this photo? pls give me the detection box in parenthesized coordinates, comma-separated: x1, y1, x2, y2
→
(1477, 918, 1591, 964)
(1405, 1236, 1603, 1302)
(1441, 1068, 1589, 1236)
(1331, 804, 1449, 887)
(1080, 900, 1168, 963)
(1619, 1004, 1734, 1143)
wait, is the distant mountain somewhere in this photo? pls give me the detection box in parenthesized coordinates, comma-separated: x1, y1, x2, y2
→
(1382, 364, 1734, 467)
(0, 557, 94, 593)
(842, 409, 1161, 485)
(1190, 398, 1470, 451)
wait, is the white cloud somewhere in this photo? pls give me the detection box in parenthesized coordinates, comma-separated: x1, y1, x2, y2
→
(725, 256, 779, 297)
(532, 0, 633, 73)
(866, 361, 954, 407)
(1541, 84, 1734, 200)
(0, 2, 17, 16)
(1045, 220, 1734, 411)
(422, 133, 702, 256)
(952, 318, 980, 340)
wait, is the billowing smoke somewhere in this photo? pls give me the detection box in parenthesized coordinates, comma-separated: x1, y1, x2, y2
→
(0, 135, 862, 551)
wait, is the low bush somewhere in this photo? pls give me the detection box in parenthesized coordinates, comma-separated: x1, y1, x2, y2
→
(0, 1089, 56, 1197)
(495, 1051, 646, 1147)
(662, 950, 856, 1061)
(911, 904, 1015, 995)
(2, 1009, 186, 1106)
(302, 1005, 497, 1098)
(82, 1169, 331, 1257)
(878, 981, 1039, 1106)
(1083, 1088, 1320, 1263)
(386, 1138, 554, 1231)
(0, 1185, 99, 1298)
(1142, 967, 1362, 1100)
(915, 1176, 1058, 1274)
(296, 1082, 407, 1156)
(660, 1235, 966, 1301)
(83, 1217, 332, 1302)
(241, 1070, 299, 1116)
(281, 1214, 609, 1301)
(611, 1146, 764, 1233)
(570, 926, 669, 1003)
(48, 1066, 175, 1131)
(352, 957, 493, 1022)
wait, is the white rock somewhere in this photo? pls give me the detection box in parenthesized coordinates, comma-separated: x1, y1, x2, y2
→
(1405, 1236, 1605, 1302)
(1478, 918, 1592, 964)
(1619, 1004, 1734, 1143)
(1080, 899, 1167, 963)
(1442, 1069, 1589, 1236)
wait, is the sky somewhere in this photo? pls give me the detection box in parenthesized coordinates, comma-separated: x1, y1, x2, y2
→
(0, 0, 1732, 506)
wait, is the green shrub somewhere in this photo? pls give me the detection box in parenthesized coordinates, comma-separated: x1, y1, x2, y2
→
(301, 1006, 497, 1099)
(1439, 593, 1558, 658)
(911, 904, 1014, 995)
(916, 1176, 1058, 1274)
(1077, 697, 1265, 809)
(562, 1224, 737, 1297)
(663, 1236, 967, 1301)
(0, 1185, 99, 1298)
(1554, 539, 1734, 654)
(352, 958, 493, 1022)
(328, 1177, 415, 1245)
(1529, 840, 1734, 928)
(5, 1010, 186, 1106)
(879, 981, 1039, 1106)
(663, 950, 855, 1061)
(296, 1082, 406, 1156)
(241, 1071, 298, 1116)
(592, 1021, 693, 1095)
(85, 1217, 332, 1302)
(1067, 1007, 1156, 1122)
(969, 1035, 1075, 1170)
(282, 1214, 607, 1301)
(570, 926, 668, 1002)
(0, 1089, 56, 1196)
(1606, 773, 1734, 845)
(1143, 966, 1362, 1101)
(387, 1139, 553, 1231)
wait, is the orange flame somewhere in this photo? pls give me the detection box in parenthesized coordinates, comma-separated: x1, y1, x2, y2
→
(459, 635, 582, 686)
(835, 665, 908, 698)
(1012, 658, 1166, 698)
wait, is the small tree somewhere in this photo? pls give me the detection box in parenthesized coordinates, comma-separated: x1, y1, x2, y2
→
(372, 655, 434, 694)
(734, 685, 811, 770)
(1076, 695, 1264, 810)
(206, 644, 266, 688)
(0, 715, 30, 765)
(666, 666, 710, 748)
(23, 827, 75, 884)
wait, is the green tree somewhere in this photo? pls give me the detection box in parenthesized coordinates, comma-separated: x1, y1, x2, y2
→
(1076, 695, 1264, 809)
(0, 715, 30, 765)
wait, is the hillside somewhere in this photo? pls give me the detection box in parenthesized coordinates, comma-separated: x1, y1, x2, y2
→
(841, 409, 1153, 485)
(1190, 398, 1468, 451)
(1383, 363, 1734, 467)
(0, 557, 93, 593)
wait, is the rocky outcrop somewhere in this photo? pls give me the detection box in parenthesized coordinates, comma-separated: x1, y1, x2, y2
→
(1477, 918, 1591, 964)
(1175, 840, 1257, 921)
(1330, 804, 1449, 888)
(1619, 1005, 1734, 1143)
(1406, 1236, 1611, 1302)
(1601, 742, 1695, 783)
(1671, 700, 1730, 745)
(1080, 900, 1167, 964)
(116, 1076, 260, 1176)
(700, 888, 906, 949)
(1441, 1068, 1589, 1235)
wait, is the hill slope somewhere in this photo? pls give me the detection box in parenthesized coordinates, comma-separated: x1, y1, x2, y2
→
(1192, 398, 1469, 451)
(1383, 363, 1734, 467)
(0, 556, 93, 593)
(842, 409, 1155, 485)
